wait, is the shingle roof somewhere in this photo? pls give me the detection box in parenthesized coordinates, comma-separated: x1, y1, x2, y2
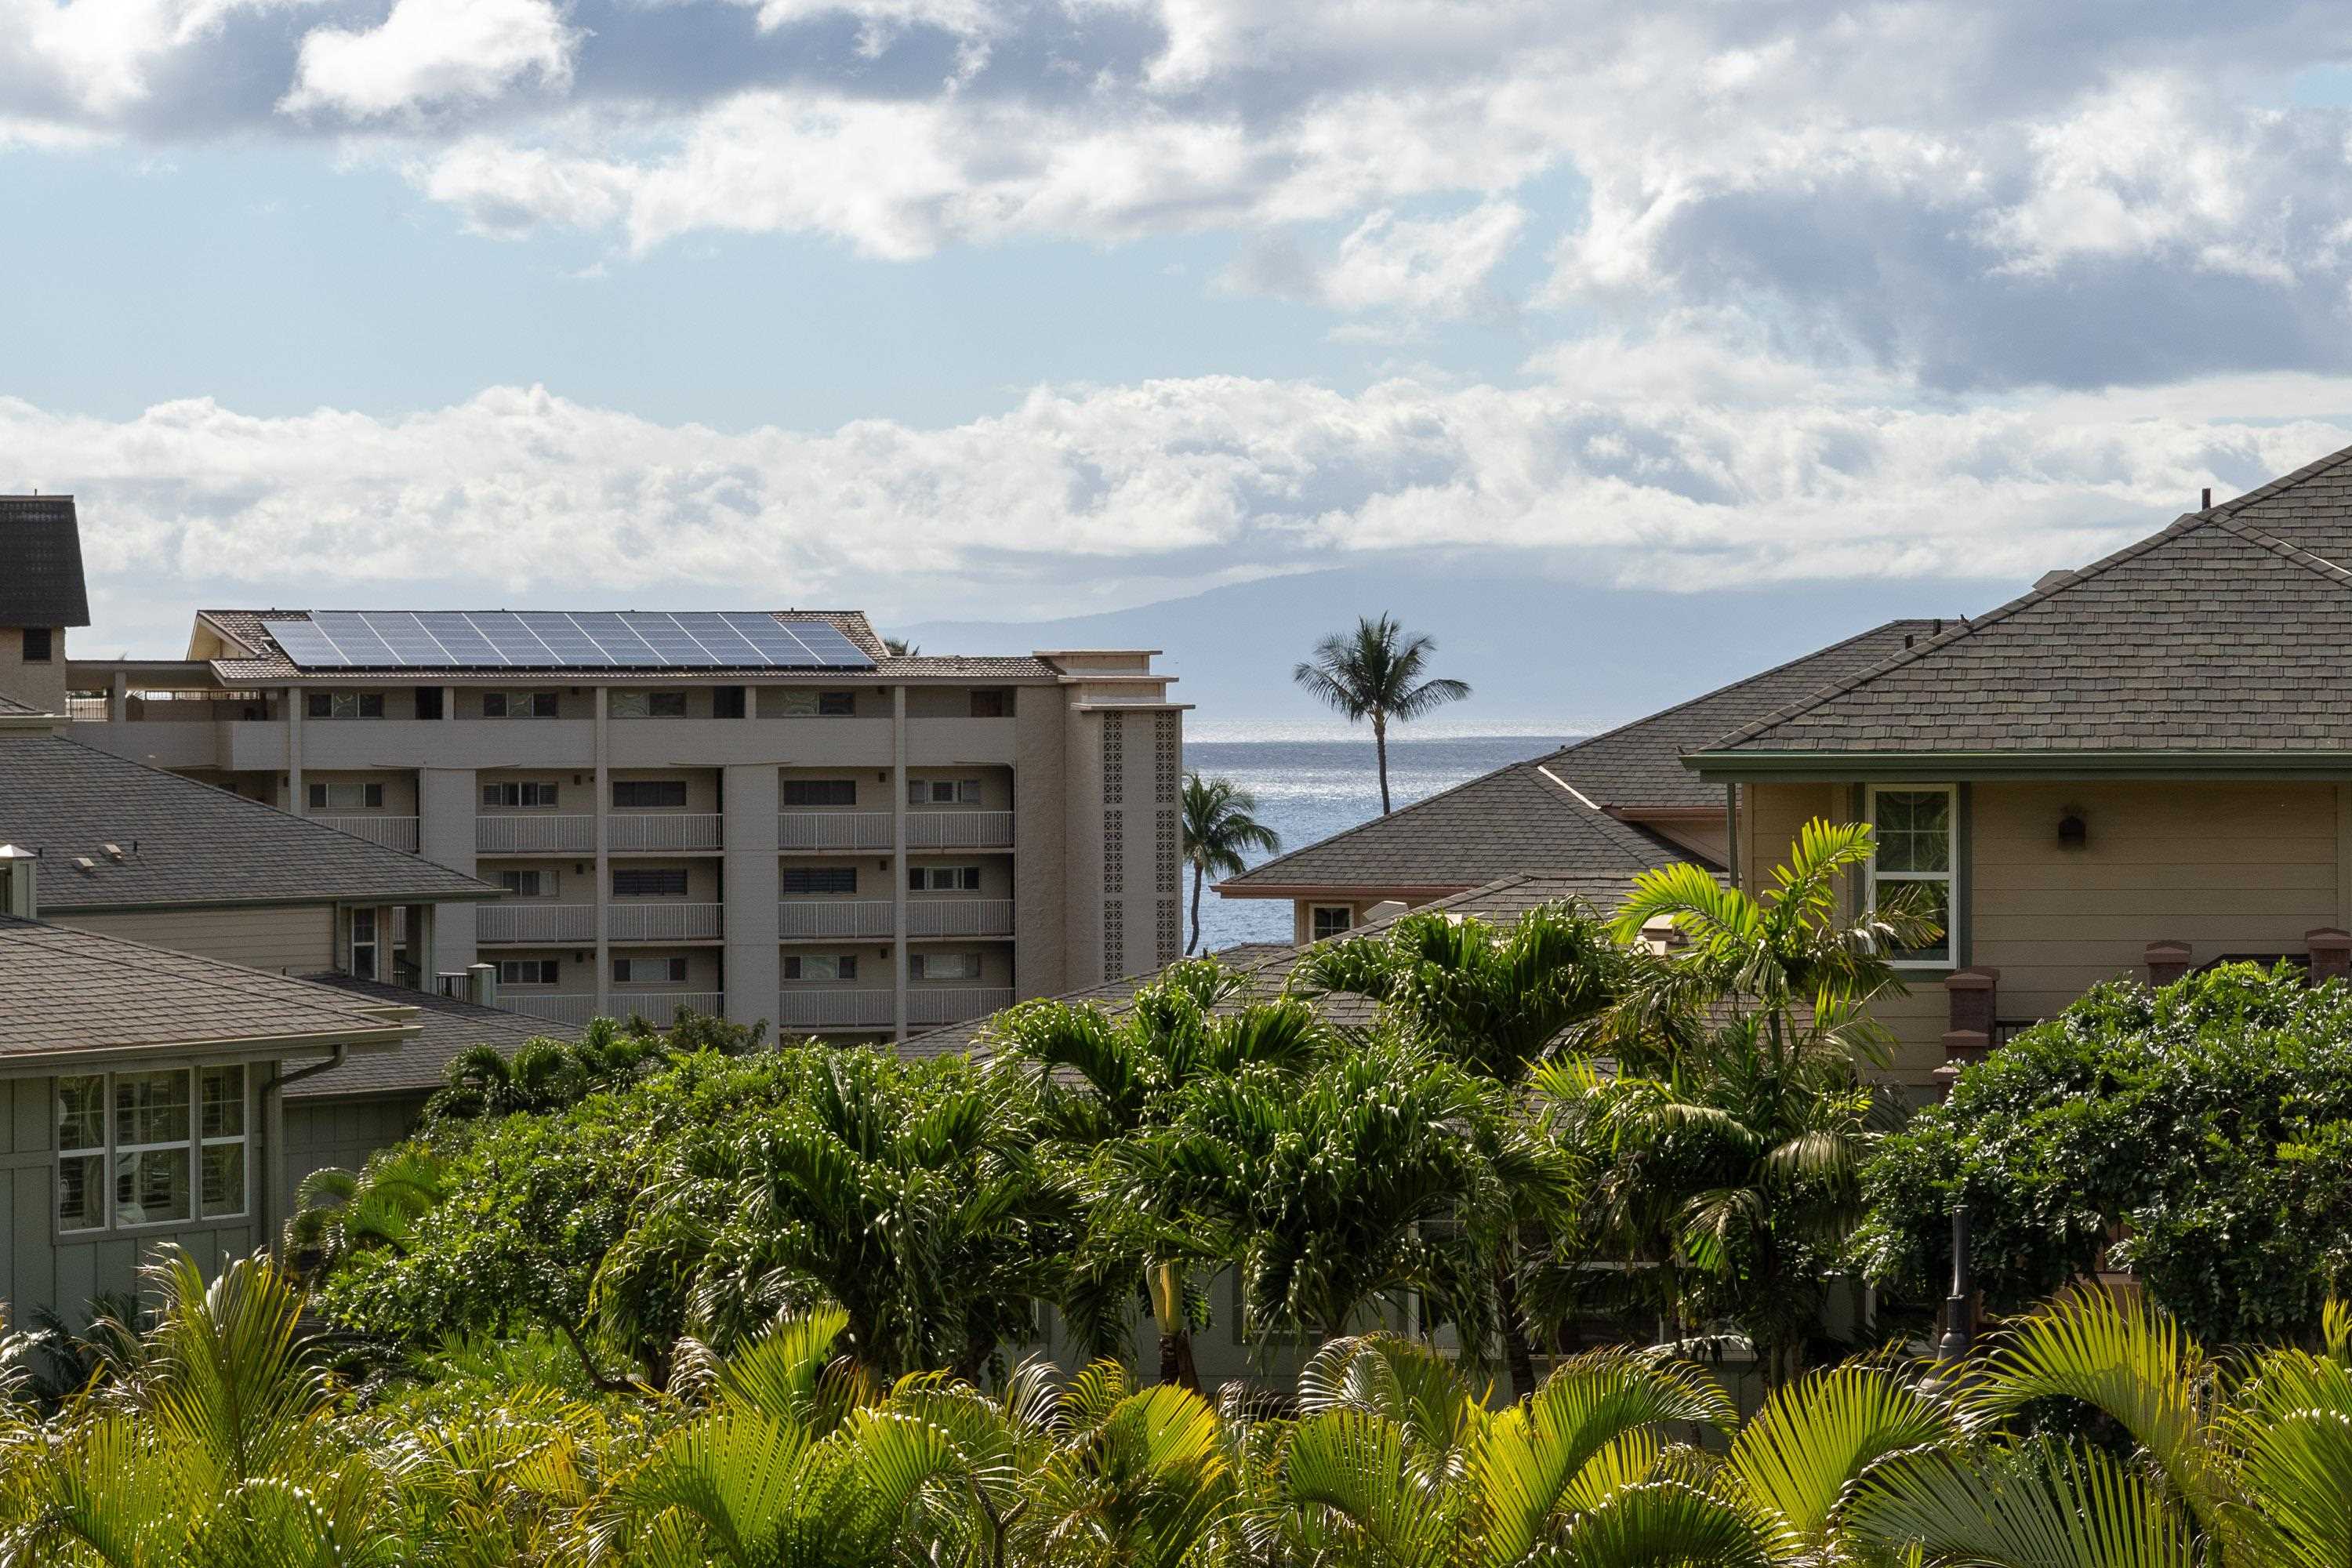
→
(201, 609, 895, 682)
(286, 974, 576, 1100)
(0, 496, 89, 628)
(1702, 443, 2352, 757)
(0, 916, 413, 1058)
(0, 735, 497, 911)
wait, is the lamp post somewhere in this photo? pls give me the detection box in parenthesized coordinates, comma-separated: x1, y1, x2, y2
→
(1936, 1198, 1973, 1363)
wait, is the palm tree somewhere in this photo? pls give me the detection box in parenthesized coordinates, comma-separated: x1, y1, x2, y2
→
(884, 636, 920, 656)
(283, 1145, 449, 1283)
(1293, 613, 1472, 814)
(1181, 772, 1281, 953)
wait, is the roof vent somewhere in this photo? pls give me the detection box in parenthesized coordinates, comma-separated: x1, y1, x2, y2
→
(2034, 570, 2073, 593)
(71, 855, 96, 873)
(101, 841, 129, 861)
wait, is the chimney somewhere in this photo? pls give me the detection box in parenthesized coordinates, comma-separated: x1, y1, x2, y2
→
(0, 844, 35, 919)
(2201, 487, 2213, 510)
(464, 962, 498, 1008)
(2144, 940, 2192, 988)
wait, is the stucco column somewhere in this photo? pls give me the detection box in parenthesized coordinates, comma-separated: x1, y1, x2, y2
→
(286, 695, 305, 815)
(418, 768, 477, 978)
(594, 688, 611, 1020)
(107, 669, 126, 724)
(892, 685, 909, 1042)
(723, 764, 780, 1033)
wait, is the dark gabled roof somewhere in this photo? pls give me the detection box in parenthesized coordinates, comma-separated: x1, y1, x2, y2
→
(1700, 442, 2352, 759)
(0, 496, 89, 628)
(0, 735, 496, 912)
(0, 916, 412, 1058)
(287, 974, 576, 1100)
(906, 873, 1650, 1058)
(0, 693, 39, 717)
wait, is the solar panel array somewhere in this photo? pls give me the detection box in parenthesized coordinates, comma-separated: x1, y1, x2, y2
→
(259, 611, 875, 671)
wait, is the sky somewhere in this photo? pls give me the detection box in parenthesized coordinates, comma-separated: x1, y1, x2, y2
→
(13, 2, 2352, 670)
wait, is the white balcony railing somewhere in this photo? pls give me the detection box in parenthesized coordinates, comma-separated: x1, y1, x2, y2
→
(906, 811, 1014, 849)
(505, 990, 724, 1029)
(778, 989, 896, 1029)
(478, 815, 595, 854)
(608, 902, 724, 941)
(609, 813, 723, 852)
(906, 899, 1014, 938)
(506, 993, 598, 1028)
(908, 987, 1015, 1026)
(779, 899, 895, 939)
(477, 903, 597, 944)
(779, 811, 894, 851)
(315, 815, 419, 853)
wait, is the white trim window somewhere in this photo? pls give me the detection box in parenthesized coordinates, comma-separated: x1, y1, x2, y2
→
(483, 691, 559, 719)
(307, 782, 384, 810)
(911, 952, 982, 982)
(482, 781, 561, 809)
(1310, 905, 1354, 942)
(1867, 785, 1956, 967)
(911, 779, 982, 806)
(613, 956, 689, 985)
(56, 1066, 249, 1232)
(499, 869, 558, 898)
(499, 958, 560, 985)
(784, 954, 858, 982)
(909, 865, 982, 892)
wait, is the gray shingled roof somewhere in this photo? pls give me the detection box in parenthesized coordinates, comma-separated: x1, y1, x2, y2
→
(287, 974, 576, 1100)
(1219, 620, 1934, 896)
(0, 735, 496, 912)
(0, 693, 38, 717)
(201, 608, 893, 682)
(0, 916, 413, 1058)
(0, 496, 89, 628)
(1701, 444, 2352, 758)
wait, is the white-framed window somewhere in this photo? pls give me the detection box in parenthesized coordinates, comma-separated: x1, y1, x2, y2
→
(307, 782, 384, 811)
(613, 956, 689, 985)
(56, 1066, 249, 1232)
(350, 907, 379, 980)
(911, 952, 982, 982)
(1310, 906, 1353, 942)
(910, 779, 982, 806)
(771, 690, 858, 717)
(609, 690, 688, 718)
(499, 958, 560, 985)
(499, 869, 557, 898)
(481, 781, 561, 808)
(783, 954, 859, 982)
(909, 865, 982, 892)
(1867, 785, 1956, 967)
(307, 691, 383, 719)
(782, 779, 858, 807)
(483, 691, 558, 719)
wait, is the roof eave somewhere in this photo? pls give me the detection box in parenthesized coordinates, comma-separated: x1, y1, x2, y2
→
(1687, 749, 2352, 782)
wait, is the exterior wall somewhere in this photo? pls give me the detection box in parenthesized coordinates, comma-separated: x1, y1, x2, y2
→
(1014, 686, 1070, 997)
(0, 626, 67, 713)
(53, 904, 336, 974)
(281, 1094, 426, 1218)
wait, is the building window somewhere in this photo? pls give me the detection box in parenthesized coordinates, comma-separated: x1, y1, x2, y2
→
(612, 867, 689, 898)
(911, 779, 982, 806)
(912, 952, 981, 982)
(22, 627, 53, 662)
(483, 691, 558, 718)
(909, 865, 982, 892)
(783, 954, 858, 982)
(498, 958, 560, 985)
(612, 779, 689, 810)
(782, 779, 857, 807)
(772, 690, 858, 717)
(307, 692, 385, 719)
(499, 869, 557, 898)
(613, 956, 689, 985)
(350, 907, 379, 979)
(415, 686, 445, 720)
(969, 688, 1009, 718)
(782, 866, 858, 895)
(56, 1067, 248, 1232)
(1310, 906, 1353, 942)
(818, 691, 855, 716)
(1867, 785, 1956, 967)
(307, 782, 384, 811)
(714, 685, 747, 718)
(481, 781, 561, 808)
(610, 691, 689, 718)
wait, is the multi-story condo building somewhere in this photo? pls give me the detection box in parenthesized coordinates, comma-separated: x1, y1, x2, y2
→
(68, 608, 1188, 1038)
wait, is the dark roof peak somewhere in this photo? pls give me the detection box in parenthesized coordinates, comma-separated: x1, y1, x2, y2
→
(0, 495, 89, 629)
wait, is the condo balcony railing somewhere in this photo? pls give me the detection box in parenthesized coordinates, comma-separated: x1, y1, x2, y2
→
(317, 815, 420, 853)
(777, 988, 897, 1029)
(478, 815, 597, 854)
(477, 903, 597, 944)
(608, 813, 723, 852)
(506, 991, 725, 1029)
(608, 902, 725, 942)
(779, 899, 897, 939)
(908, 986, 1015, 1026)
(779, 811, 895, 851)
(906, 898, 1015, 938)
(906, 811, 1014, 849)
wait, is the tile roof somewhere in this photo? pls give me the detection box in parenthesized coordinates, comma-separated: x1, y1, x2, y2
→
(201, 609, 895, 682)
(877, 655, 1060, 679)
(0, 734, 497, 911)
(906, 873, 1652, 1058)
(286, 974, 576, 1099)
(1218, 620, 1933, 897)
(0, 916, 413, 1058)
(0, 496, 89, 628)
(1702, 443, 2352, 757)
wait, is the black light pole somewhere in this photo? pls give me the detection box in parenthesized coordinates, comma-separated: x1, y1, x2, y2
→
(1936, 1199, 1973, 1363)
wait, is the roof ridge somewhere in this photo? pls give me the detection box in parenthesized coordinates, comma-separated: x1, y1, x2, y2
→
(2209, 439, 2352, 529)
(1223, 752, 1595, 884)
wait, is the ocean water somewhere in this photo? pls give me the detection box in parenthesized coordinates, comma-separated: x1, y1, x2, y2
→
(1182, 731, 1578, 953)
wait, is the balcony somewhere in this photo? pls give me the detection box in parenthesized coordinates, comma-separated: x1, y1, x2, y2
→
(477, 903, 596, 944)
(779, 811, 893, 851)
(909, 987, 1014, 1026)
(506, 991, 725, 1029)
(608, 902, 724, 942)
(778, 988, 895, 1030)
(779, 899, 895, 939)
(506, 993, 597, 1029)
(315, 815, 419, 853)
(478, 815, 595, 854)
(906, 811, 1014, 849)
(609, 813, 722, 852)
(906, 899, 1014, 938)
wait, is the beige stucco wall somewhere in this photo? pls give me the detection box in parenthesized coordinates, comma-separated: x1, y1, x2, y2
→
(55, 904, 337, 975)
(0, 628, 67, 714)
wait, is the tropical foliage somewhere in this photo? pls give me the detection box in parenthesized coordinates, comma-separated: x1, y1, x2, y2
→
(1181, 771, 1282, 953)
(1293, 613, 1471, 814)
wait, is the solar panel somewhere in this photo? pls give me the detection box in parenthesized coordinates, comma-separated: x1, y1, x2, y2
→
(262, 609, 873, 670)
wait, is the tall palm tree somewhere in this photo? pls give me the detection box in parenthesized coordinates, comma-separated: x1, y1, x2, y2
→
(884, 635, 920, 656)
(1294, 614, 1472, 814)
(1181, 772, 1281, 953)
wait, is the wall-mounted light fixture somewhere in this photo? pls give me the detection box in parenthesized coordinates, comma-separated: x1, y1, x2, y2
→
(2057, 807, 2089, 850)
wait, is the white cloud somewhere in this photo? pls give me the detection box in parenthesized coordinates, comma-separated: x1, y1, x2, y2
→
(281, 0, 575, 120)
(1225, 198, 1526, 319)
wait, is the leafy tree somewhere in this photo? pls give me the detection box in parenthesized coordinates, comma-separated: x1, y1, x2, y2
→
(283, 1145, 449, 1283)
(424, 1008, 764, 1123)
(1857, 961, 2352, 1345)
(1292, 613, 1471, 814)
(1180, 772, 1281, 953)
